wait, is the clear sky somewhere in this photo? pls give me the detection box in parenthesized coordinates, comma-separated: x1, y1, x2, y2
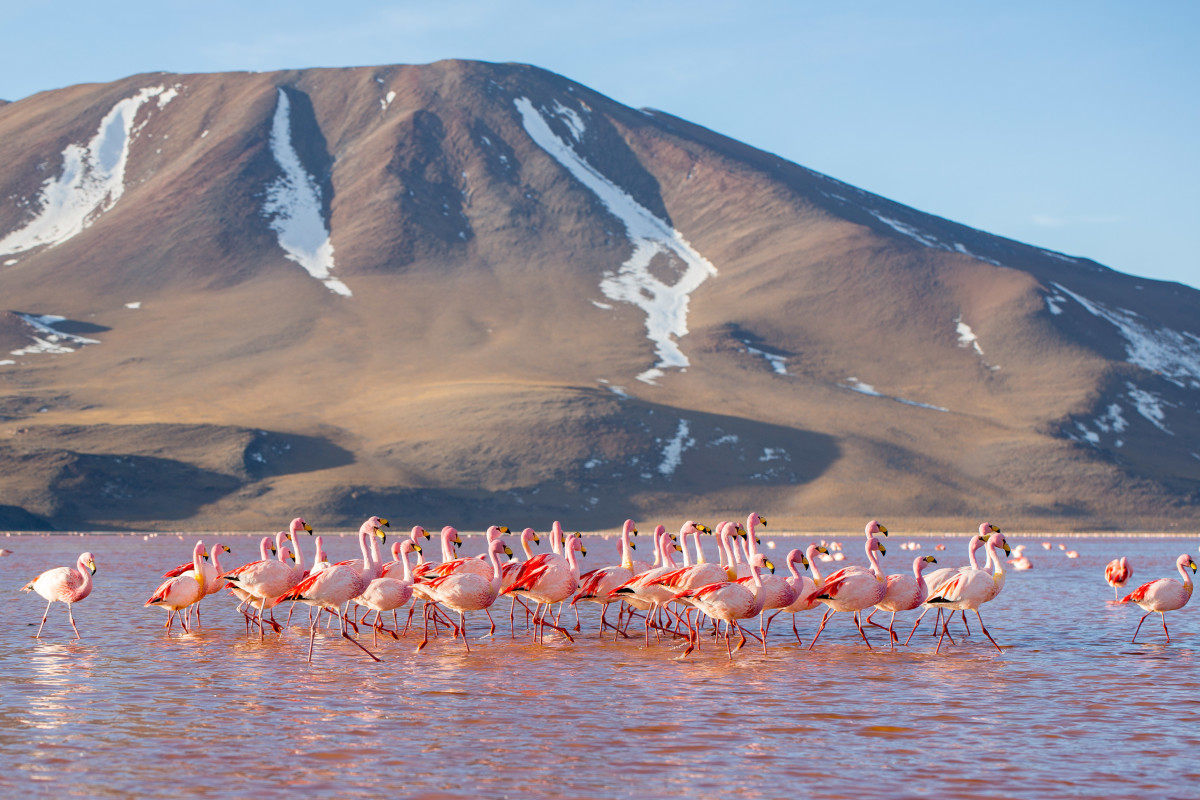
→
(2, 0, 1196, 289)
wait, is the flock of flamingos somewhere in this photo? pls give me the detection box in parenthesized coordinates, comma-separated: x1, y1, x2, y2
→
(17, 513, 1196, 661)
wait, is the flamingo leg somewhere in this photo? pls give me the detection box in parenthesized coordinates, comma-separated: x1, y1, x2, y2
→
(1161, 611, 1171, 643)
(807, 608, 833, 650)
(791, 612, 803, 645)
(484, 608, 496, 638)
(308, 613, 319, 663)
(904, 607, 930, 646)
(460, 613, 471, 653)
(66, 602, 81, 638)
(887, 611, 898, 650)
(852, 611, 873, 650)
(1131, 611, 1151, 643)
(36, 598, 54, 638)
(340, 613, 381, 662)
(974, 610, 1003, 652)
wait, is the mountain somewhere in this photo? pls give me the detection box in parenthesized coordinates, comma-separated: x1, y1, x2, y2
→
(0, 60, 1196, 532)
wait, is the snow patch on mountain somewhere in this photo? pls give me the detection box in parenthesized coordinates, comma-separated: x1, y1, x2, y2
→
(865, 210, 1003, 266)
(1052, 282, 1200, 389)
(263, 88, 350, 297)
(1126, 383, 1173, 434)
(515, 96, 717, 385)
(955, 315, 1000, 370)
(842, 377, 948, 412)
(0, 85, 174, 256)
(658, 418, 694, 477)
(8, 313, 100, 358)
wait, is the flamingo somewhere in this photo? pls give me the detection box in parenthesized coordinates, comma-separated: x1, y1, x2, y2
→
(1120, 553, 1196, 643)
(866, 555, 938, 649)
(276, 519, 389, 662)
(222, 534, 305, 640)
(808, 533, 888, 649)
(1008, 545, 1034, 571)
(228, 536, 276, 631)
(925, 530, 1011, 653)
(672, 550, 774, 660)
(145, 541, 207, 634)
(608, 527, 685, 644)
(502, 534, 586, 643)
(355, 540, 421, 645)
(907, 523, 994, 643)
(572, 520, 638, 638)
(765, 543, 831, 644)
(1105, 557, 1133, 602)
(417, 538, 513, 653)
(21, 551, 96, 639)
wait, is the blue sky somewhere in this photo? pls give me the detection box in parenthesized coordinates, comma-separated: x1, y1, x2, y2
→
(2, 0, 1196, 289)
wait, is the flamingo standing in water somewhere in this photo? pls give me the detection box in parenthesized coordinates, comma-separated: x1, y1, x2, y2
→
(1105, 557, 1133, 602)
(672, 550, 774, 660)
(908, 523, 994, 643)
(355, 540, 421, 644)
(21, 551, 96, 639)
(503, 534, 585, 643)
(572, 520, 638, 638)
(925, 530, 1011, 653)
(1120, 553, 1196, 643)
(145, 541, 207, 634)
(866, 555, 938, 649)
(418, 538, 512, 653)
(276, 518, 389, 662)
(766, 543, 830, 644)
(808, 532, 888, 649)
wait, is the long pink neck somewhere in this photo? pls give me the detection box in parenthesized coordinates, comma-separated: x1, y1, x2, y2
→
(805, 544, 826, 585)
(864, 537, 883, 579)
(661, 535, 678, 568)
(551, 523, 564, 555)
(967, 535, 983, 569)
(522, 530, 537, 560)
(680, 527, 694, 568)
(694, 530, 708, 565)
(441, 531, 456, 562)
(210, 545, 225, 575)
(1178, 559, 1194, 589)
(619, 524, 634, 568)
(258, 537, 272, 561)
(399, 544, 415, 583)
(717, 526, 734, 570)
(488, 544, 504, 588)
(785, 550, 803, 580)
(74, 556, 94, 600)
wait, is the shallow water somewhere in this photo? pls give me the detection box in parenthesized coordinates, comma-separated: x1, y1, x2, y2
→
(2, 532, 1199, 799)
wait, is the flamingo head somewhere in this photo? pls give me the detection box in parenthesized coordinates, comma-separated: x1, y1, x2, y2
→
(1177, 554, 1197, 573)
(868, 537, 887, 557)
(979, 522, 1001, 538)
(80, 552, 97, 574)
(987, 531, 1011, 556)
(751, 552, 775, 574)
(410, 526, 430, 542)
(623, 519, 638, 537)
(291, 517, 313, 535)
(401, 540, 421, 556)
(865, 520, 888, 537)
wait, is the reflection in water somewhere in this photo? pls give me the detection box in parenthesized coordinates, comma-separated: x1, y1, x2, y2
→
(1, 534, 1200, 797)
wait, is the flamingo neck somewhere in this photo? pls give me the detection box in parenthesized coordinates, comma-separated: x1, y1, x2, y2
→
(258, 538, 271, 561)
(694, 530, 708, 564)
(805, 545, 826, 586)
(680, 529, 693, 568)
(785, 551, 802, 580)
(865, 539, 883, 580)
(522, 533, 536, 560)
(1179, 562, 1195, 592)
(619, 527, 634, 572)
(75, 556, 94, 598)
(488, 545, 504, 589)
(967, 535, 983, 570)
(288, 529, 305, 570)
(400, 546, 415, 583)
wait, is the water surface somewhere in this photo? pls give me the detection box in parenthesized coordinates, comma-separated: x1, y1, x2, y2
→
(1, 532, 1198, 799)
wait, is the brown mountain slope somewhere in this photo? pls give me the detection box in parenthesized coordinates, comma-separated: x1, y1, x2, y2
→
(0, 60, 1196, 531)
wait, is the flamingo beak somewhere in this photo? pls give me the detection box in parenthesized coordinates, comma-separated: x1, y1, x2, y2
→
(698, 524, 712, 534)
(223, 545, 231, 553)
(1191, 560, 1197, 574)
(533, 533, 541, 544)
(580, 545, 588, 557)
(1002, 543, 1012, 556)
(817, 545, 829, 554)
(760, 517, 768, 527)
(629, 541, 636, 550)
(88, 560, 97, 574)
(926, 556, 938, 564)
(503, 545, 514, 557)
(765, 559, 775, 574)
(879, 525, 889, 536)
(499, 526, 511, 534)
(878, 543, 887, 556)
(413, 543, 422, 553)
(801, 556, 810, 568)
(304, 523, 313, 534)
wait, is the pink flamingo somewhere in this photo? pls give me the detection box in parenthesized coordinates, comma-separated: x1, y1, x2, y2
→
(276, 519, 388, 662)
(417, 538, 512, 653)
(222, 533, 304, 639)
(1008, 545, 1033, 571)
(766, 543, 830, 644)
(1120, 554, 1196, 643)
(672, 550, 774, 660)
(808, 532, 888, 649)
(866, 555, 938, 649)
(21, 551, 96, 639)
(145, 541, 207, 634)
(1105, 557, 1133, 601)
(608, 527, 685, 644)
(502, 533, 586, 643)
(926, 530, 1010, 653)
(355, 540, 420, 645)
(908, 523, 994, 642)
(572, 520, 637, 638)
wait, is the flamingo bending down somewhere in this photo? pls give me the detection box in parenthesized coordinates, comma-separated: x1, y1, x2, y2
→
(418, 538, 512, 653)
(1120, 554, 1196, 643)
(146, 541, 207, 634)
(22, 552, 96, 639)
(1105, 557, 1133, 602)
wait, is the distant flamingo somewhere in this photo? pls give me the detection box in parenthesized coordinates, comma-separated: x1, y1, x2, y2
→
(21, 551, 96, 638)
(1105, 557, 1133, 601)
(1008, 545, 1033, 571)
(145, 541, 206, 634)
(1120, 554, 1196, 643)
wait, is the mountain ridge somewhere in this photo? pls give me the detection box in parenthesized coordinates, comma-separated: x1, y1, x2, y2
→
(0, 60, 1196, 532)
